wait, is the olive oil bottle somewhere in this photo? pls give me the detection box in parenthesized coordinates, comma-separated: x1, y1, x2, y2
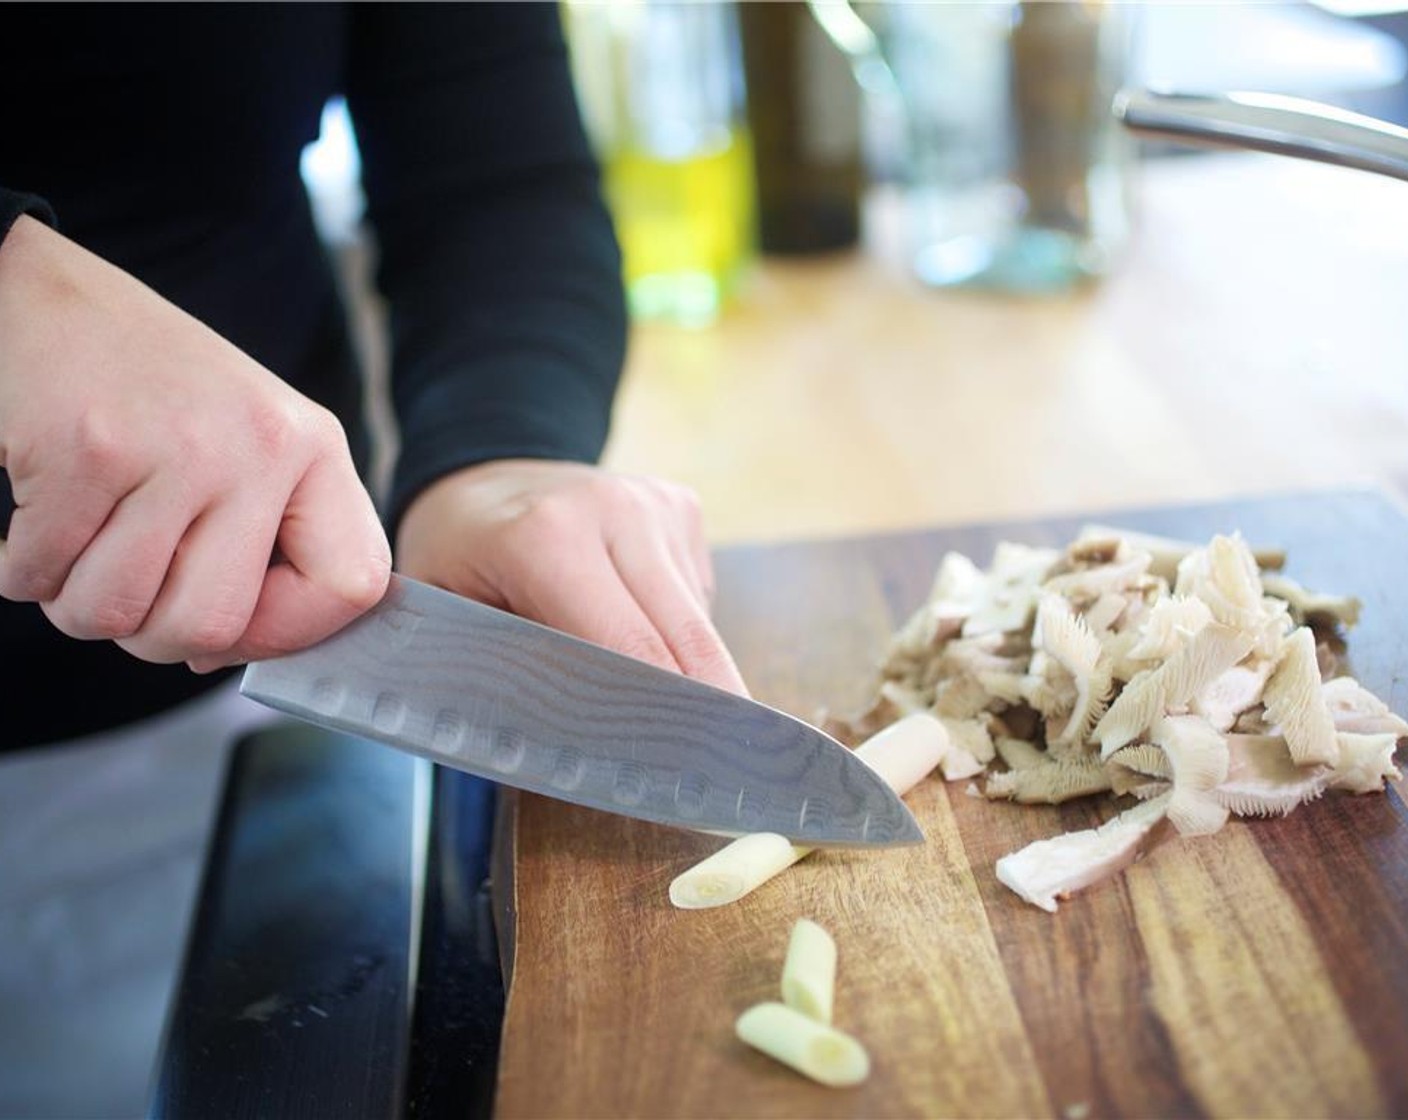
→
(564, 1, 756, 326)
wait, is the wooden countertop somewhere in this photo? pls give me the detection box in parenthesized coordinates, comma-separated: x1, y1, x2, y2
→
(603, 153, 1408, 544)
(495, 154, 1408, 1117)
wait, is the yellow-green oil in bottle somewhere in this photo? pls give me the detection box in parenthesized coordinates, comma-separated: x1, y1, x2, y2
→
(603, 126, 756, 327)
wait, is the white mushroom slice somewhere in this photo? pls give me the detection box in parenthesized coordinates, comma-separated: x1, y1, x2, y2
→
(938, 717, 996, 765)
(995, 737, 1046, 771)
(1261, 573, 1362, 630)
(975, 670, 1029, 707)
(1082, 592, 1132, 636)
(1094, 624, 1255, 758)
(1262, 627, 1341, 767)
(962, 543, 1060, 638)
(929, 549, 985, 609)
(1191, 660, 1274, 733)
(1044, 550, 1152, 603)
(1215, 734, 1329, 817)
(1175, 534, 1288, 658)
(932, 674, 993, 720)
(1036, 596, 1115, 753)
(1125, 595, 1213, 662)
(1098, 628, 1160, 685)
(1021, 650, 1078, 722)
(1329, 732, 1403, 794)
(984, 757, 1112, 804)
(1078, 524, 1285, 582)
(995, 793, 1172, 913)
(877, 679, 928, 717)
(1321, 677, 1408, 737)
(1150, 715, 1231, 837)
(1106, 743, 1174, 796)
(938, 744, 986, 782)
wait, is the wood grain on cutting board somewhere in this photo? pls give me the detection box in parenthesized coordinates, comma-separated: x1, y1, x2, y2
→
(495, 492, 1408, 1118)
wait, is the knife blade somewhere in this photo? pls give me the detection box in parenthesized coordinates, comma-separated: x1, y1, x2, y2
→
(240, 574, 922, 848)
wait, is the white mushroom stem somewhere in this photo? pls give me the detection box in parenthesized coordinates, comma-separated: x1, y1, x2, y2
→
(668, 714, 949, 909)
(995, 794, 1172, 913)
(1262, 627, 1341, 767)
(780, 919, 838, 1024)
(735, 1003, 870, 1088)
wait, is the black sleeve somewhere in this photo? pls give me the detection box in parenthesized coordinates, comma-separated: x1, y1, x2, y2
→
(0, 186, 57, 246)
(344, 4, 627, 534)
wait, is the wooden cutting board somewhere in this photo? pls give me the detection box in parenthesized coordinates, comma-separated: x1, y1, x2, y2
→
(494, 491, 1408, 1118)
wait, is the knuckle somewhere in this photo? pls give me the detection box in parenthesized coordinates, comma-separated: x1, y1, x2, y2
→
(70, 411, 136, 480)
(334, 552, 392, 611)
(605, 625, 672, 668)
(171, 608, 250, 658)
(0, 558, 61, 603)
(87, 594, 153, 639)
(243, 395, 306, 463)
(669, 617, 727, 671)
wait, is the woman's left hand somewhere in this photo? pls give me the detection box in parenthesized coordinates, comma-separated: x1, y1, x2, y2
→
(394, 459, 748, 696)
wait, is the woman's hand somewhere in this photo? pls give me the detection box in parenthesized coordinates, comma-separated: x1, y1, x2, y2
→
(395, 458, 748, 695)
(0, 216, 391, 670)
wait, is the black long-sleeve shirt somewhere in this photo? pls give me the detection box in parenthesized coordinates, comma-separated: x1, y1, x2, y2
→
(0, 3, 626, 747)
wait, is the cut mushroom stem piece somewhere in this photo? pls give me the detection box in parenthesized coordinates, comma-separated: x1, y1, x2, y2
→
(781, 919, 837, 1024)
(669, 714, 949, 909)
(735, 1003, 871, 1088)
(669, 833, 808, 910)
(996, 793, 1172, 913)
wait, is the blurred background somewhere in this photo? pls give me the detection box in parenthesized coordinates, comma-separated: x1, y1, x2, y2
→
(4, 3, 1408, 1118)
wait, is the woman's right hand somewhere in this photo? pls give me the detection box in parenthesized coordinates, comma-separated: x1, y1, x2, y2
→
(0, 215, 391, 671)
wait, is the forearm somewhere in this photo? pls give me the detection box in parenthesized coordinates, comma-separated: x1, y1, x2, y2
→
(345, 2, 626, 534)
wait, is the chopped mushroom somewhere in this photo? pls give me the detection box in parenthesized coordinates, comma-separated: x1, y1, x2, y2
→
(1215, 735, 1328, 817)
(825, 528, 1404, 914)
(995, 794, 1173, 913)
(1150, 715, 1231, 837)
(1261, 573, 1362, 630)
(1329, 732, 1403, 794)
(1321, 677, 1408, 737)
(1262, 627, 1341, 767)
(1094, 624, 1254, 758)
(984, 757, 1113, 804)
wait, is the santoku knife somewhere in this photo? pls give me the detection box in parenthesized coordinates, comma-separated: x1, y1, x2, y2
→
(240, 574, 922, 847)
